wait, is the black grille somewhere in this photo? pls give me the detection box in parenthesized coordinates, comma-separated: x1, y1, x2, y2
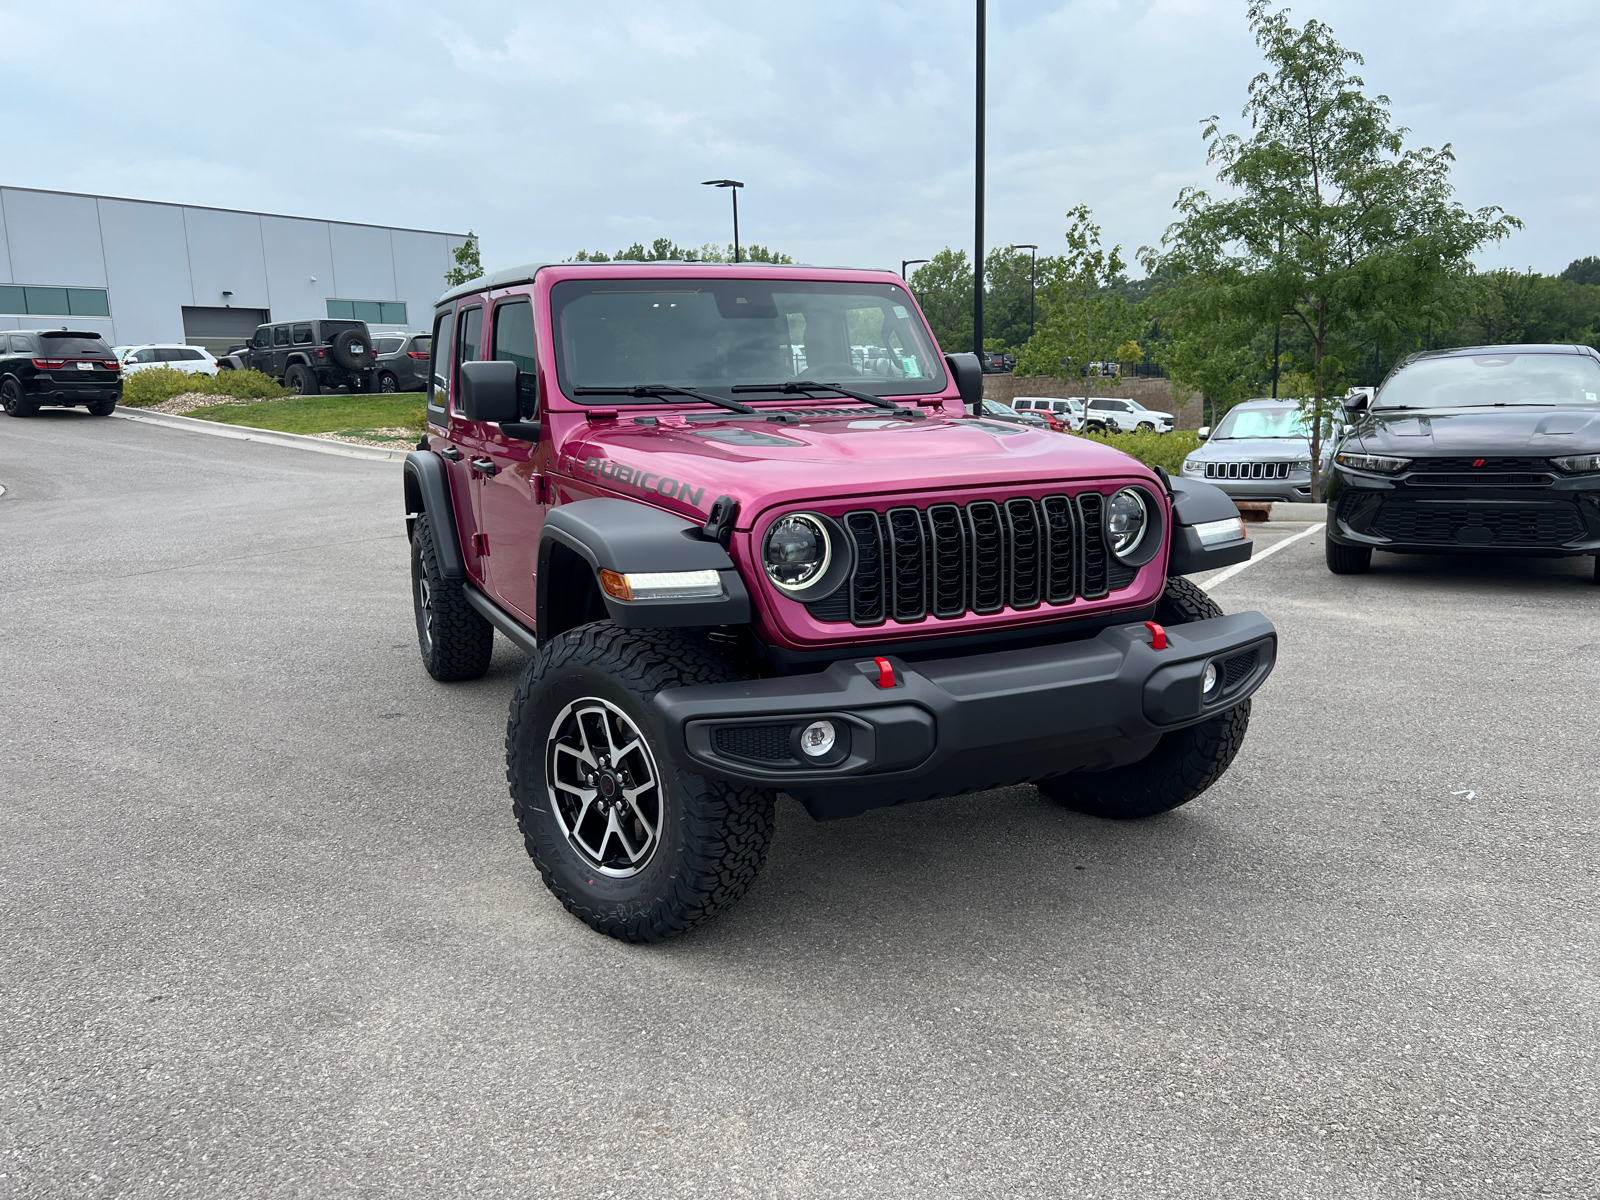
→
(806, 492, 1137, 627)
(1222, 650, 1257, 690)
(714, 724, 794, 762)
(1374, 503, 1585, 547)
(1416, 457, 1550, 472)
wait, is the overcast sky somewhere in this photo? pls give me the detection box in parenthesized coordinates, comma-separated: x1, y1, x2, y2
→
(5, 1, 1595, 281)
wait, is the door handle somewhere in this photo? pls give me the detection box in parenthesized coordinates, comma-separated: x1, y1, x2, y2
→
(439, 446, 461, 461)
(470, 457, 497, 476)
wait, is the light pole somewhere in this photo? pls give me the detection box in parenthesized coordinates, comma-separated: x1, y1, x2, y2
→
(701, 179, 744, 262)
(973, 0, 986, 357)
(902, 258, 930, 280)
(1011, 244, 1038, 341)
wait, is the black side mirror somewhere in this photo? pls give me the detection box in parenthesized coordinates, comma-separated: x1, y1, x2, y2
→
(945, 352, 984, 414)
(459, 360, 520, 424)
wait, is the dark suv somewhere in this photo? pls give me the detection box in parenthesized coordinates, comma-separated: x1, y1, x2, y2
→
(403, 261, 1274, 942)
(373, 333, 431, 393)
(223, 319, 377, 394)
(0, 329, 123, 417)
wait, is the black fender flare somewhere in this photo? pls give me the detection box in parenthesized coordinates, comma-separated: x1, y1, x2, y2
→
(402, 451, 465, 580)
(538, 498, 751, 635)
(1164, 474, 1253, 576)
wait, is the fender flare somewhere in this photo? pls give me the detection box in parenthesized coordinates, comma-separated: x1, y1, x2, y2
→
(538, 498, 751, 635)
(1165, 475, 1253, 576)
(402, 451, 465, 580)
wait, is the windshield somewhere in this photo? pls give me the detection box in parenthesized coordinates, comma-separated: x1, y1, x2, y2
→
(1213, 406, 1310, 440)
(984, 400, 1020, 416)
(1377, 353, 1600, 409)
(550, 278, 946, 403)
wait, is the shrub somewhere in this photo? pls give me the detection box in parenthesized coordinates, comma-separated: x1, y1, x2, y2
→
(1085, 428, 1200, 475)
(120, 366, 289, 408)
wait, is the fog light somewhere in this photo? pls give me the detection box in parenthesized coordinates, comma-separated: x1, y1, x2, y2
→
(1202, 662, 1219, 695)
(799, 720, 837, 758)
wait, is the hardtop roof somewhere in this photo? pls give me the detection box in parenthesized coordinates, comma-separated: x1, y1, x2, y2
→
(434, 259, 891, 308)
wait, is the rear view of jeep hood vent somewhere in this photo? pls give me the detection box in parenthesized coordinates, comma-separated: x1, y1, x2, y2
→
(807, 492, 1135, 627)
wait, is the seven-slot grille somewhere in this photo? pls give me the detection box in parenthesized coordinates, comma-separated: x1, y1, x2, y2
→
(804, 492, 1139, 627)
(1203, 461, 1296, 480)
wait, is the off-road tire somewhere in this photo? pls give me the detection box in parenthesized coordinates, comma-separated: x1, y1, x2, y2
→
(411, 511, 493, 681)
(2, 378, 36, 417)
(287, 364, 320, 396)
(87, 399, 117, 416)
(1036, 576, 1251, 819)
(506, 622, 777, 943)
(378, 371, 398, 393)
(1325, 532, 1372, 575)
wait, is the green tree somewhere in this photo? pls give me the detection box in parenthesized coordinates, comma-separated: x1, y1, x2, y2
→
(1148, 1, 1519, 498)
(1559, 256, 1600, 288)
(908, 249, 974, 353)
(1015, 205, 1143, 388)
(444, 231, 482, 288)
(572, 238, 792, 264)
(1149, 278, 1263, 429)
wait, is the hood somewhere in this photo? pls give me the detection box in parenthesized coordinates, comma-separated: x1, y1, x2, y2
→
(1348, 406, 1600, 457)
(1191, 436, 1314, 460)
(557, 410, 1155, 521)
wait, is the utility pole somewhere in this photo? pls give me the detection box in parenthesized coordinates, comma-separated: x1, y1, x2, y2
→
(1271, 322, 1280, 398)
(973, 0, 985, 357)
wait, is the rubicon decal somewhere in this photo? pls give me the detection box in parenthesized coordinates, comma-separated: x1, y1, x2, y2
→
(580, 456, 708, 508)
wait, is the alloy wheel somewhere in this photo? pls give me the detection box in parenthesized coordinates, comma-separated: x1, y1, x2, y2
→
(545, 697, 663, 878)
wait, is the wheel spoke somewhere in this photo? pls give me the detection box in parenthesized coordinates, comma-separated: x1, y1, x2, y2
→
(624, 794, 657, 843)
(554, 741, 597, 771)
(544, 697, 665, 879)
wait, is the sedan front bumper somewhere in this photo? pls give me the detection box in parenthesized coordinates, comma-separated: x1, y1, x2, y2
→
(652, 613, 1276, 820)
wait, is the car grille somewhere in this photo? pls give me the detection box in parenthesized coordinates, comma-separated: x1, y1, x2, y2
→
(805, 492, 1139, 627)
(1222, 649, 1257, 691)
(1374, 503, 1585, 546)
(1203, 461, 1296, 480)
(1404, 457, 1556, 487)
(714, 724, 794, 762)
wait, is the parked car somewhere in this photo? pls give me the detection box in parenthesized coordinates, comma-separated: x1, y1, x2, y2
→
(402, 260, 1273, 941)
(1085, 395, 1175, 434)
(373, 333, 432, 393)
(1012, 396, 1085, 432)
(0, 329, 123, 417)
(219, 319, 378, 394)
(120, 344, 219, 376)
(978, 349, 1014, 374)
(1180, 398, 1327, 503)
(1325, 343, 1600, 578)
(980, 398, 1050, 428)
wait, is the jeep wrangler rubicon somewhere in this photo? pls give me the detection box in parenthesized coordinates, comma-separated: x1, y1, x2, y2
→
(223, 318, 377, 394)
(403, 263, 1274, 942)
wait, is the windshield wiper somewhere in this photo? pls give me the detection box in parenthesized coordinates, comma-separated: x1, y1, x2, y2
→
(730, 380, 918, 418)
(573, 384, 755, 415)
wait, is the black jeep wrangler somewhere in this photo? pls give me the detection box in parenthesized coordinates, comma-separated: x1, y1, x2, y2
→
(222, 319, 377, 394)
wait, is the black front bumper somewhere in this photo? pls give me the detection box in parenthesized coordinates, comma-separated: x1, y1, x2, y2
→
(652, 613, 1276, 820)
(1328, 477, 1600, 556)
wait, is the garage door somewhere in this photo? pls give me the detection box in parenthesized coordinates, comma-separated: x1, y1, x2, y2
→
(181, 306, 269, 358)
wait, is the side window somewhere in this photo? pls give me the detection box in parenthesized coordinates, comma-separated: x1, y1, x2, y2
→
(292, 324, 312, 345)
(10, 334, 32, 353)
(156, 348, 179, 362)
(429, 310, 454, 413)
(453, 306, 483, 413)
(177, 348, 204, 361)
(252, 328, 270, 348)
(131, 348, 157, 363)
(273, 326, 290, 347)
(492, 298, 539, 418)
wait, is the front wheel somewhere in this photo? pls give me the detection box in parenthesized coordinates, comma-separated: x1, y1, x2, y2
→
(506, 623, 777, 942)
(1325, 532, 1372, 574)
(1036, 576, 1250, 819)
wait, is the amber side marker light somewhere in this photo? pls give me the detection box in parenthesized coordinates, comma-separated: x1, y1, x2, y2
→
(599, 568, 724, 602)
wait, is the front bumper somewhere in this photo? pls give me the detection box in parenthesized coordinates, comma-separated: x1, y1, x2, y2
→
(1328, 473, 1600, 556)
(653, 612, 1276, 820)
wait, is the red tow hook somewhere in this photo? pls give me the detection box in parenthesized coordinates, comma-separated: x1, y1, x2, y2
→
(873, 656, 897, 688)
(1144, 621, 1168, 651)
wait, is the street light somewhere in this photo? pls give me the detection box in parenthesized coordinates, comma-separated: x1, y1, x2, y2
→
(701, 179, 744, 263)
(902, 258, 930, 280)
(1011, 244, 1038, 341)
(974, 0, 986, 357)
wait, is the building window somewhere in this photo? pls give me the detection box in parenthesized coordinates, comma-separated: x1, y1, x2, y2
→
(327, 298, 407, 325)
(0, 285, 111, 317)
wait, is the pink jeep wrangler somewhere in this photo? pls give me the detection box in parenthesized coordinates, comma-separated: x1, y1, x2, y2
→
(404, 262, 1273, 941)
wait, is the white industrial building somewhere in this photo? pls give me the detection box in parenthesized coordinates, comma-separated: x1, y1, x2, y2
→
(0, 185, 467, 354)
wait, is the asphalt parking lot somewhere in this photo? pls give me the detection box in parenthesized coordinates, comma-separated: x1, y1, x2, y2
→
(2, 412, 1597, 1200)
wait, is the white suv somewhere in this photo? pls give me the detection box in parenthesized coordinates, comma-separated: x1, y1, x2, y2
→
(120, 344, 219, 376)
(1084, 396, 1174, 434)
(1011, 396, 1084, 431)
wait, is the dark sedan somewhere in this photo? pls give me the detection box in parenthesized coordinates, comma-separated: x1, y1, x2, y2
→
(1326, 344, 1600, 580)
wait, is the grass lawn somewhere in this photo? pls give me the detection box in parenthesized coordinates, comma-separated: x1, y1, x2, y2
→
(185, 394, 425, 439)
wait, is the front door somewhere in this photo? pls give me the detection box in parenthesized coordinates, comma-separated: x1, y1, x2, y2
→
(445, 304, 495, 586)
(477, 294, 547, 626)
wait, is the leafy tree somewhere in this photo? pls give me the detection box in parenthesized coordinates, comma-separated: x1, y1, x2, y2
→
(1015, 205, 1144, 387)
(444, 231, 482, 288)
(1559, 257, 1600, 287)
(1147, 1, 1519, 499)
(1149, 278, 1263, 429)
(572, 238, 791, 264)
(908, 249, 974, 353)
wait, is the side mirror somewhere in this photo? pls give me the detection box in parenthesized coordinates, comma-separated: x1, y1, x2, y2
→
(1197, 426, 1210, 441)
(944, 352, 984, 414)
(1343, 390, 1371, 414)
(459, 360, 520, 424)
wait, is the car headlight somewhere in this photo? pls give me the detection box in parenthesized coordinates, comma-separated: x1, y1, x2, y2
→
(1550, 453, 1600, 473)
(1182, 457, 1203, 473)
(1335, 451, 1411, 474)
(763, 513, 832, 593)
(1105, 488, 1149, 559)
(1294, 458, 1312, 470)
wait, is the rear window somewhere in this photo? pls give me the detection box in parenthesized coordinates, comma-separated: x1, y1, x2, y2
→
(39, 332, 112, 356)
(319, 320, 364, 343)
(412, 336, 431, 353)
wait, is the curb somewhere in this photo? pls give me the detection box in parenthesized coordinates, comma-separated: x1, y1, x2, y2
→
(1263, 502, 1326, 522)
(112, 407, 410, 463)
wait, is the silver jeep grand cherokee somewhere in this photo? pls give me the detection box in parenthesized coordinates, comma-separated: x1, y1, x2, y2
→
(1180, 398, 1331, 502)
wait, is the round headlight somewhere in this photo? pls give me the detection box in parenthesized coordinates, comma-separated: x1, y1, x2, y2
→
(763, 513, 831, 593)
(1105, 488, 1149, 559)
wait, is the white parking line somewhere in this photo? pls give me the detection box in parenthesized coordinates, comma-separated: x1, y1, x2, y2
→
(1201, 522, 1325, 592)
